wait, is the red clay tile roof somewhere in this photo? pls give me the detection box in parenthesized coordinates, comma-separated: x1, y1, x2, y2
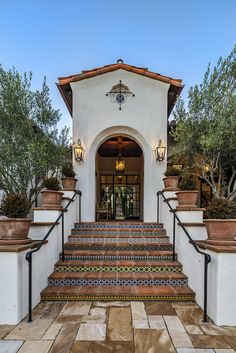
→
(57, 60, 183, 117)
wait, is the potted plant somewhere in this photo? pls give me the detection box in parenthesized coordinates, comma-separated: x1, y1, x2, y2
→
(175, 176, 199, 208)
(204, 197, 236, 244)
(163, 166, 181, 189)
(61, 163, 77, 190)
(41, 177, 64, 209)
(0, 193, 32, 245)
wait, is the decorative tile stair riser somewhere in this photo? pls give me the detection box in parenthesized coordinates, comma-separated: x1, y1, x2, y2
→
(54, 265, 182, 273)
(74, 222, 164, 230)
(68, 236, 169, 243)
(41, 221, 195, 302)
(48, 278, 188, 286)
(71, 230, 166, 236)
(41, 294, 195, 302)
(61, 255, 176, 261)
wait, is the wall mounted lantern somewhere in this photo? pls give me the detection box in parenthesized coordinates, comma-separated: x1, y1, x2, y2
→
(155, 140, 166, 162)
(73, 139, 85, 163)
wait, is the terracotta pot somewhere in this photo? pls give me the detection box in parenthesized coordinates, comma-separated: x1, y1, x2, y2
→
(175, 190, 199, 208)
(0, 219, 32, 245)
(204, 219, 236, 245)
(41, 190, 64, 209)
(61, 177, 77, 190)
(163, 176, 180, 189)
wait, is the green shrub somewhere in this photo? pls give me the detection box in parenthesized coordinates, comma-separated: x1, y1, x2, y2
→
(43, 177, 61, 191)
(179, 177, 197, 190)
(204, 197, 236, 219)
(62, 163, 76, 178)
(0, 193, 31, 218)
(164, 166, 181, 177)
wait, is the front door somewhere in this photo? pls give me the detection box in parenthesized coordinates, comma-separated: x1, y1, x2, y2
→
(100, 174, 140, 220)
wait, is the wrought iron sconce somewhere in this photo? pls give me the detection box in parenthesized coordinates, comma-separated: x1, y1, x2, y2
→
(155, 140, 166, 162)
(73, 139, 85, 163)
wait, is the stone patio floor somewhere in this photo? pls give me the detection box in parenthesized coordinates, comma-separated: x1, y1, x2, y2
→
(0, 301, 236, 353)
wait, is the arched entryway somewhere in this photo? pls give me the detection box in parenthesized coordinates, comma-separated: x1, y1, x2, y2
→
(95, 136, 144, 220)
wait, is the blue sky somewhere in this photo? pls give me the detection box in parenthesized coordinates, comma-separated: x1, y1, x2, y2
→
(0, 0, 235, 134)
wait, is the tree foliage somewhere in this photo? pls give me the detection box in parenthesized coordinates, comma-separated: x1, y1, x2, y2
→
(171, 46, 236, 199)
(0, 65, 70, 204)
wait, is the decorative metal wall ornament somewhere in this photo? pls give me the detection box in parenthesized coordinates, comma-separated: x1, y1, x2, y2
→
(106, 80, 135, 110)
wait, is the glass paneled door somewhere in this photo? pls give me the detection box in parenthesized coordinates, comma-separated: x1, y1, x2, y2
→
(100, 175, 140, 220)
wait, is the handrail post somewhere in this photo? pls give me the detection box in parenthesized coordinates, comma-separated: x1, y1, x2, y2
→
(203, 254, 210, 322)
(61, 210, 65, 262)
(26, 252, 32, 322)
(172, 212, 176, 262)
(157, 192, 159, 223)
(79, 192, 81, 223)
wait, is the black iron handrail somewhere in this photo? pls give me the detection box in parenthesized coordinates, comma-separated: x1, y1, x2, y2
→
(25, 189, 82, 322)
(157, 190, 211, 322)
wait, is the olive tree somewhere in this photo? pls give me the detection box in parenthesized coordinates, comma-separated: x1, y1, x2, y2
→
(171, 46, 236, 199)
(0, 66, 70, 204)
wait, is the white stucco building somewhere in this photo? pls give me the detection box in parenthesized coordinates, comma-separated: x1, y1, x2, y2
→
(57, 60, 183, 222)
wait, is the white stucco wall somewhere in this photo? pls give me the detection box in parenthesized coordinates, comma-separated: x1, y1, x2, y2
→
(0, 192, 80, 325)
(71, 69, 169, 221)
(160, 191, 236, 326)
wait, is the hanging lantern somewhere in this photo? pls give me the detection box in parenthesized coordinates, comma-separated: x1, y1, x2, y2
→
(155, 140, 166, 162)
(73, 139, 85, 163)
(115, 153, 125, 173)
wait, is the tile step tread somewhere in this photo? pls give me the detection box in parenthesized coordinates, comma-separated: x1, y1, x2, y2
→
(41, 285, 195, 296)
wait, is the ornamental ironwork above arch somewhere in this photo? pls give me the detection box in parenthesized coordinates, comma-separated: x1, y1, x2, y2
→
(106, 80, 135, 110)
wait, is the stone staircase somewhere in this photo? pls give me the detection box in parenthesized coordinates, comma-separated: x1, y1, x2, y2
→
(41, 222, 195, 301)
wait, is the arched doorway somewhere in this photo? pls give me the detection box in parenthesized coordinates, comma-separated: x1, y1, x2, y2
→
(96, 136, 144, 220)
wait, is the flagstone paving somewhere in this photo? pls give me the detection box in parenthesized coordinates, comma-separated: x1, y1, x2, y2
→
(1, 301, 236, 353)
